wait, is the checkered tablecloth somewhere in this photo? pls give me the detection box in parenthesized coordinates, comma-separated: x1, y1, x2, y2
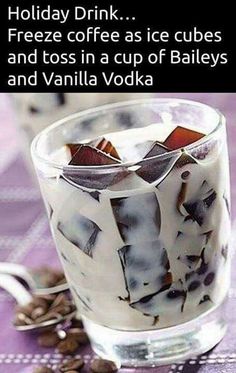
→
(0, 93, 236, 373)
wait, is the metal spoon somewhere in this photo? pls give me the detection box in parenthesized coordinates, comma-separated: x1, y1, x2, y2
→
(0, 274, 75, 331)
(0, 262, 69, 295)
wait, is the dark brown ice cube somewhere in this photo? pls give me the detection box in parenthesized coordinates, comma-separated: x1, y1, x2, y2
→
(57, 213, 101, 258)
(66, 143, 82, 157)
(143, 142, 170, 158)
(90, 137, 120, 160)
(111, 192, 161, 244)
(164, 126, 205, 150)
(183, 189, 217, 226)
(130, 281, 186, 316)
(118, 241, 171, 303)
(63, 166, 130, 190)
(135, 143, 175, 184)
(69, 145, 119, 166)
(63, 145, 129, 190)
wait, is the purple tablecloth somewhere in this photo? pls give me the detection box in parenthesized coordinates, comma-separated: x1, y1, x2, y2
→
(0, 93, 236, 373)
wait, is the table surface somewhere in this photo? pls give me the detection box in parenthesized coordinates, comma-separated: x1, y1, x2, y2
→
(0, 93, 236, 373)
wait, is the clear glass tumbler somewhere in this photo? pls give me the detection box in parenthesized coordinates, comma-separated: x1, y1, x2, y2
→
(31, 99, 231, 366)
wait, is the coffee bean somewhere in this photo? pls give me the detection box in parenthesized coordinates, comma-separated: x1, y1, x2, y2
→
(57, 337, 79, 354)
(37, 330, 60, 347)
(35, 311, 62, 323)
(33, 366, 54, 373)
(14, 312, 33, 326)
(31, 306, 47, 320)
(204, 272, 215, 286)
(68, 328, 89, 344)
(59, 357, 84, 371)
(90, 359, 118, 373)
(49, 304, 72, 316)
(188, 281, 201, 292)
(51, 293, 68, 308)
(32, 297, 49, 310)
(15, 303, 34, 317)
(39, 294, 57, 304)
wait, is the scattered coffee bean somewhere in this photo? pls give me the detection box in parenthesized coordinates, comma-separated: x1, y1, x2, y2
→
(13, 289, 75, 328)
(37, 330, 60, 347)
(35, 311, 62, 323)
(32, 297, 49, 310)
(15, 303, 35, 317)
(90, 359, 118, 373)
(57, 337, 79, 354)
(33, 367, 54, 373)
(68, 328, 89, 344)
(33, 267, 66, 288)
(31, 306, 47, 320)
(59, 357, 84, 371)
(14, 312, 33, 326)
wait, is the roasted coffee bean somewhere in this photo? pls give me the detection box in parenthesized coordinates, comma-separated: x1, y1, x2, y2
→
(49, 304, 72, 316)
(31, 306, 47, 320)
(15, 303, 35, 317)
(51, 293, 68, 308)
(36, 311, 62, 323)
(68, 328, 89, 344)
(33, 366, 54, 373)
(14, 312, 33, 326)
(32, 297, 49, 310)
(37, 330, 60, 347)
(59, 357, 84, 371)
(57, 337, 79, 354)
(90, 359, 118, 373)
(39, 294, 57, 304)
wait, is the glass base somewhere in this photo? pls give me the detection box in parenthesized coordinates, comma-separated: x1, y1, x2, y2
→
(83, 300, 227, 367)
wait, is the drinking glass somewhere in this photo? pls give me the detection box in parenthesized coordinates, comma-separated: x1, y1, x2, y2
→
(31, 99, 231, 366)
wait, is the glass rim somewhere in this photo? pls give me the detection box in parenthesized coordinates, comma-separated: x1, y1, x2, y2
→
(31, 97, 225, 171)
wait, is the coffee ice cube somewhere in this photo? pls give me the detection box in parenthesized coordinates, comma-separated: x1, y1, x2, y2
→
(183, 189, 217, 226)
(111, 192, 161, 244)
(136, 146, 176, 184)
(130, 281, 186, 317)
(174, 151, 197, 169)
(118, 241, 171, 303)
(164, 126, 205, 150)
(69, 145, 120, 166)
(63, 145, 130, 190)
(90, 137, 121, 160)
(66, 143, 82, 157)
(63, 166, 130, 190)
(143, 142, 170, 158)
(57, 213, 101, 258)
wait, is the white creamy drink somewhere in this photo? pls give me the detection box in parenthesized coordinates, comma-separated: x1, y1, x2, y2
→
(39, 121, 230, 331)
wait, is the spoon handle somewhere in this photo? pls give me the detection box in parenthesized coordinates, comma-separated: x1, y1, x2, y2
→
(0, 262, 35, 289)
(0, 274, 33, 306)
